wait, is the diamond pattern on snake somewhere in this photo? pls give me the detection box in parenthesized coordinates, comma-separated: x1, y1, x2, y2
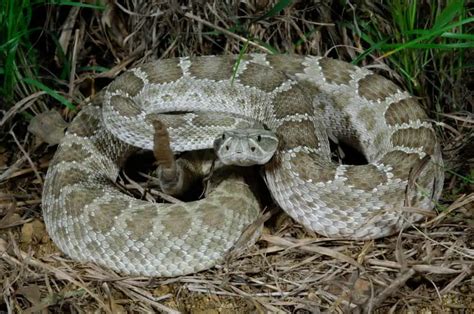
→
(42, 54, 444, 276)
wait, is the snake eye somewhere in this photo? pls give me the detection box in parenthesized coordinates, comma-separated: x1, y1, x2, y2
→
(251, 147, 256, 152)
(222, 134, 226, 140)
(257, 135, 261, 142)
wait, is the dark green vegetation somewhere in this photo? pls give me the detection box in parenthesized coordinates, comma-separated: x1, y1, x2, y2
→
(0, 0, 103, 108)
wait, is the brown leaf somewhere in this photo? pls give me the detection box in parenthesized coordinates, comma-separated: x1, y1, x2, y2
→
(28, 110, 68, 145)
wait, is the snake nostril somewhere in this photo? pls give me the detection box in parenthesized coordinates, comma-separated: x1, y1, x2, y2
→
(251, 147, 255, 152)
(225, 145, 229, 150)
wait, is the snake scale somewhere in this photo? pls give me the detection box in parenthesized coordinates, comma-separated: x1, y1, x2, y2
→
(42, 54, 444, 276)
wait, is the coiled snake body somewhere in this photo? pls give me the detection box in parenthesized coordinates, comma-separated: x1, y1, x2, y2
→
(42, 55, 444, 276)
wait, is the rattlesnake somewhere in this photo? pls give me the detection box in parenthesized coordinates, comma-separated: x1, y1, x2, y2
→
(42, 54, 444, 276)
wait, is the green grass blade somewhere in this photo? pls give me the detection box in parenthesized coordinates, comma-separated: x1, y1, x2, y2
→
(382, 17, 474, 58)
(47, 0, 105, 10)
(254, 0, 293, 21)
(23, 77, 75, 110)
(433, 0, 464, 29)
(78, 66, 110, 73)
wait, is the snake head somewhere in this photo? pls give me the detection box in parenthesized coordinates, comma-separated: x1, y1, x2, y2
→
(213, 128, 279, 166)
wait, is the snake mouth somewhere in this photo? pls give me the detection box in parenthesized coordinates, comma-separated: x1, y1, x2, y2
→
(221, 152, 256, 167)
(222, 151, 275, 167)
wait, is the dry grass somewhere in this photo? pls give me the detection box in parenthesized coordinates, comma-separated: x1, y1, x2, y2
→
(1, 1, 473, 312)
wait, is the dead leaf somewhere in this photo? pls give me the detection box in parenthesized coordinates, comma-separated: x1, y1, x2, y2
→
(17, 285, 42, 306)
(28, 110, 68, 145)
(21, 219, 48, 245)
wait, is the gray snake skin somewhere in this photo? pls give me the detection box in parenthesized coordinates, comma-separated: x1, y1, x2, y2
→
(42, 54, 444, 276)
